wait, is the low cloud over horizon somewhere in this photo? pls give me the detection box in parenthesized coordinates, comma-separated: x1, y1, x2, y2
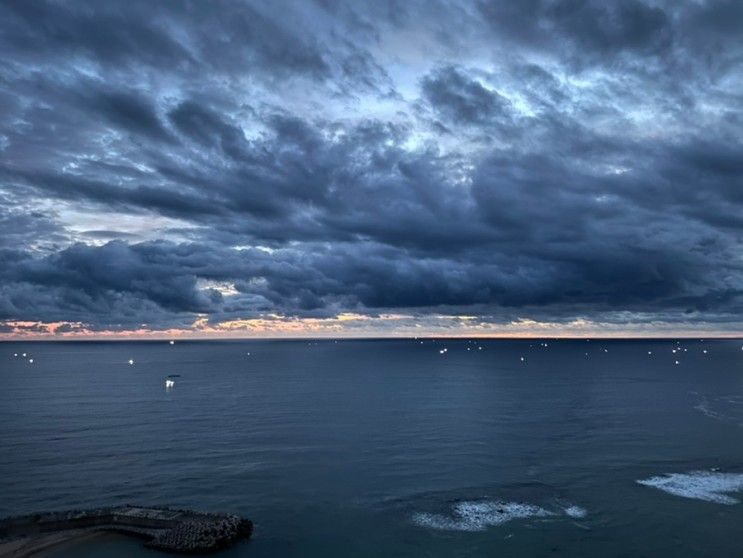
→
(1, 1, 742, 338)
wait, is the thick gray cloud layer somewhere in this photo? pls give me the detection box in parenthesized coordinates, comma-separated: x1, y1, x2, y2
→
(0, 0, 741, 334)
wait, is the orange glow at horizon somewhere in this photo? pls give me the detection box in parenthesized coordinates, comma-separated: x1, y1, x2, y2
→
(1, 316, 741, 340)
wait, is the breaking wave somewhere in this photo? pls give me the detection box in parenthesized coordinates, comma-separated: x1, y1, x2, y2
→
(563, 505, 587, 518)
(412, 499, 587, 531)
(637, 471, 743, 505)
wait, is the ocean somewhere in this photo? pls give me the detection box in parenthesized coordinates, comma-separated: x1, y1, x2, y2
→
(2, 338, 743, 557)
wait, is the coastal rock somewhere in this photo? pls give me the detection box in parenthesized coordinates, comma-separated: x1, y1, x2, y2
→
(0, 505, 253, 554)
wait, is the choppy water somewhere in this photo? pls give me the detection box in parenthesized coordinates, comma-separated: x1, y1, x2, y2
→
(2, 338, 743, 557)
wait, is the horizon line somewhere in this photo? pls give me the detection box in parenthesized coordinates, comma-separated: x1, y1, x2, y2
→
(2, 334, 742, 342)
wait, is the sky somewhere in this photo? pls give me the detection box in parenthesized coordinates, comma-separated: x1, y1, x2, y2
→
(0, 0, 742, 339)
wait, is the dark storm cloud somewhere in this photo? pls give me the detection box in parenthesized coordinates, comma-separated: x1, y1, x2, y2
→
(0, 0, 741, 333)
(0, 194, 67, 251)
(421, 65, 512, 127)
(0, 0, 327, 77)
(477, 0, 672, 58)
(90, 90, 174, 143)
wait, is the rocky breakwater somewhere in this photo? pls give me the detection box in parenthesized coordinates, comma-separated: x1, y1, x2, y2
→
(146, 512, 253, 553)
(0, 505, 253, 555)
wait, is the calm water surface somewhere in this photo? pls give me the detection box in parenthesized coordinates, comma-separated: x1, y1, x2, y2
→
(2, 339, 743, 557)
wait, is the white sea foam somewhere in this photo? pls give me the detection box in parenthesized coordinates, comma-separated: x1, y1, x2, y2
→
(694, 398, 726, 421)
(692, 394, 743, 426)
(637, 471, 743, 505)
(563, 505, 587, 518)
(412, 501, 553, 532)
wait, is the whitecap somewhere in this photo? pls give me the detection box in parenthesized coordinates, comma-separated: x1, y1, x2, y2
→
(412, 500, 553, 532)
(563, 505, 587, 518)
(637, 471, 743, 505)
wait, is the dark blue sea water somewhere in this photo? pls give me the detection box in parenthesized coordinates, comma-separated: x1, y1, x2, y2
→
(2, 339, 743, 557)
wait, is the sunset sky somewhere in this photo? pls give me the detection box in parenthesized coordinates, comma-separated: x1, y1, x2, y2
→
(1, 1, 742, 338)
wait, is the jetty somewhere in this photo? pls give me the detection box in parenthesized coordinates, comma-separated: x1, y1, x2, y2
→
(0, 505, 253, 555)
